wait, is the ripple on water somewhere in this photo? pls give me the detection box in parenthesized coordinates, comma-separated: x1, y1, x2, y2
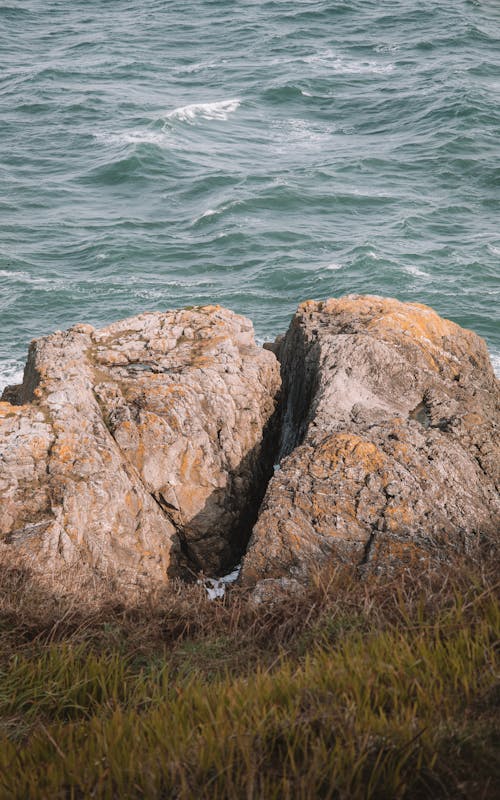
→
(0, 0, 499, 374)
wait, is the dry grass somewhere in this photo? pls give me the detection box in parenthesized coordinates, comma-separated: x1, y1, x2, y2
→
(0, 560, 498, 799)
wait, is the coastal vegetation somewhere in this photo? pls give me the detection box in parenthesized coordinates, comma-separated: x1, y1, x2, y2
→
(0, 560, 498, 799)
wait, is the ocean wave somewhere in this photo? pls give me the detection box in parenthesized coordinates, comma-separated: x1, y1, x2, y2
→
(325, 262, 343, 271)
(487, 244, 500, 256)
(173, 60, 220, 75)
(0, 269, 31, 280)
(199, 208, 219, 219)
(94, 130, 171, 147)
(271, 117, 336, 150)
(489, 350, 500, 378)
(193, 208, 220, 224)
(403, 264, 432, 279)
(0, 269, 56, 286)
(302, 50, 394, 74)
(192, 201, 239, 225)
(163, 99, 241, 123)
(0, 360, 24, 394)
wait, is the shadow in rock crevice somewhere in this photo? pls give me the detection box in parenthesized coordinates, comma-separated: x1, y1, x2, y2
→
(274, 317, 321, 461)
(157, 402, 284, 582)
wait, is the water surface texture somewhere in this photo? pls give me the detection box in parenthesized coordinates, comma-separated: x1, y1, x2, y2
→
(1, 0, 499, 388)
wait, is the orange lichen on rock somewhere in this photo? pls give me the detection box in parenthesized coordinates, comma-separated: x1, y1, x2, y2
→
(384, 503, 415, 531)
(241, 294, 499, 587)
(0, 304, 281, 595)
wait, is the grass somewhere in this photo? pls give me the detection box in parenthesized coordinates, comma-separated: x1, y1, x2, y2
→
(0, 562, 498, 799)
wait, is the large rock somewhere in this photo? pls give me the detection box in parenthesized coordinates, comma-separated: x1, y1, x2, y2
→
(0, 306, 280, 593)
(240, 296, 500, 584)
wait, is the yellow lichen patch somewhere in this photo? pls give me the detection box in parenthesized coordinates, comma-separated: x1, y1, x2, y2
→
(191, 355, 218, 369)
(389, 439, 411, 462)
(384, 503, 416, 532)
(288, 532, 305, 550)
(124, 491, 142, 515)
(55, 438, 79, 464)
(316, 433, 387, 474)
(0, 402, 25, 417)
(370, 308, 455, 343)
(100, 449, 113, 466)
(29, 436, 49, 459)
(179, 445, 206, 486)
(124, 428, 146, 471)
(322, 295, 383, 317)
(462, 412, 484, 427)
(351, 439, 387, 471)
(158, 384, 187, 398)
(196, 334, 229, 350)
(371, 535, 429, 566)
(198, 304, 222, 314)
(314, 296, 477, 370)
(298, 300, 318, 313)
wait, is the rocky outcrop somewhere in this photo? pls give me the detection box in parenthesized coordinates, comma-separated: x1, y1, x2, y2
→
(240, 296, 500, 584)
(0, 306, 280, 593)
(1, 295, 498, 597)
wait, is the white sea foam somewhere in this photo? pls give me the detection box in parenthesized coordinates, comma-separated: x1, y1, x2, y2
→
(487, 244, 500, 256)
(0, 269, 31, 281)
(174, 60, 219, 75)
(0, 269, 56, 286)
(375, 43, 401, 54)
(193, 203, 233, 224)
(367, 251, 383, 260)
(403, 264, 431, 279)
(0, 360, 24, 394)
(163, 98, 240, 123)
(325, 261, 342, 270)
(199, 208, 218, 219)
(303, 50, 394, 74)
(271, 117, 335, 152)
(95, 130, 171, 147)
(489, 350, 500, 378)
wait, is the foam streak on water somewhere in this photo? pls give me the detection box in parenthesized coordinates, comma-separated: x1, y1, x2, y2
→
(1, 0, 499, 385)
(163, 99, 241, 123)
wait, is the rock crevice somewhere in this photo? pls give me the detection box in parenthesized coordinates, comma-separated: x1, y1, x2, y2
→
(240, 295, 499, 585)
(1, 295, 498, 597)
(0, 306, 281, 593)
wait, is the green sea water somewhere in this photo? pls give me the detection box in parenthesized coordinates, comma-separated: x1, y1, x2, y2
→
(1, 0, 499, 389)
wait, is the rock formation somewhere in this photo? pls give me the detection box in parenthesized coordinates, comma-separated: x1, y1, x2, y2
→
(0, 306, 280, 593)
(1, 295, 498, 597)
(240, 296, 499, 585)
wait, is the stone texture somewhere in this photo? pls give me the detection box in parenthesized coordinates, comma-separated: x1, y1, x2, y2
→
(240, 295, 500, 584)
(0, 306, 280, 593)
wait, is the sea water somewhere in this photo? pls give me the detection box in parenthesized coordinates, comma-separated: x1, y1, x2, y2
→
(1, 0, 499, 390)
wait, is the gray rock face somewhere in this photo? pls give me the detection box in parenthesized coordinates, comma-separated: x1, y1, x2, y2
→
(0, 306, 280, 594)
(1, 295, 498, 598)
(240, 296, 500, 584)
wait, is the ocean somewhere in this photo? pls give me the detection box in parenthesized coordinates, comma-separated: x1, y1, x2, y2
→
(1, 0, 499, 390)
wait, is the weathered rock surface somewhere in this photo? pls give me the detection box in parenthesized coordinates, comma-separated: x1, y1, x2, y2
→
(0, 306, 280, 593)
(240, 295, 500, 584)
(2, 295, 498, 597)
